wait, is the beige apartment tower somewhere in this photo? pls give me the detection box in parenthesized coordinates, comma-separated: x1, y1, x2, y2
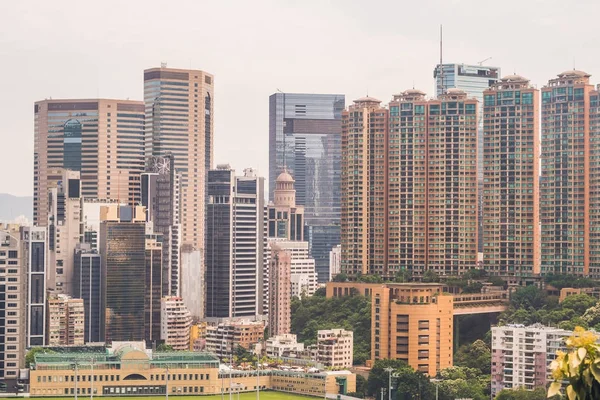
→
(483, 75, 540, 276)
(46, 294, 85, 346)
(541, 71, 594, 276)
(144, 67, 214, 251)
(268, 244, 292, 337)
(341, 91, 478, 277)
(33, 99, 145, 226)
(341, 97, 389, 276)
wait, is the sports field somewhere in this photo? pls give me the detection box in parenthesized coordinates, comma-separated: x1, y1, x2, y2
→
(34, 392, 318, 400)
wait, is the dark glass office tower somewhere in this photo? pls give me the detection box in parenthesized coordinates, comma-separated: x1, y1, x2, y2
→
(100, 219, 146, 342)
(269, 93, 344, 282)
(74, 247, 102, 343)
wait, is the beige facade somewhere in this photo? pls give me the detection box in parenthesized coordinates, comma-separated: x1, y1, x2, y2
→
(46, 294, 85, 346)
(144, 67, 214, 251)
(317, 329, 353, 368)
(483, 75, 541, 276)
(33, 99, 145, 226)
(160, 296, 192, 351)
(0, 224, 27, 382)
(268, 244, 291, 336)
(327, 282, 453, 376)
(267, 171, 305, 241)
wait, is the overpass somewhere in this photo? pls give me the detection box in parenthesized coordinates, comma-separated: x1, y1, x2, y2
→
(452, 292, 508, 315)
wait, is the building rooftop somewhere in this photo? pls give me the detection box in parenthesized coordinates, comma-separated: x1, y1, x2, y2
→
(557, 69, 591, 78)
(353, 96, 381, 104)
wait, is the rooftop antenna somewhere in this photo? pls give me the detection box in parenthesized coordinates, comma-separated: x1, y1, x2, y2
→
(438, 24, 445, 95)
(478, 57, 492, 66)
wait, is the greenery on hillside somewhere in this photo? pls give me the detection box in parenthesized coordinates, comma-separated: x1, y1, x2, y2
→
(290, 288, 371, 365)
(499, 285, 599, 330)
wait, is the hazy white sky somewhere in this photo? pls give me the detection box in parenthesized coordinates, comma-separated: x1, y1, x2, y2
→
(1, 0, 599, 196)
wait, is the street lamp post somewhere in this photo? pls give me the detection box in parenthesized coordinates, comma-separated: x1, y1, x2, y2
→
(165, 367, 169, 400)
(73, 362, 78, 400)
(384, 367, 394, 400)
(90, 358, 94, 400)
(430, 378, 440, 400)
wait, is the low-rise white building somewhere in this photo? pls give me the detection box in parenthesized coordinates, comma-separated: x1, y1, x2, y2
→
(317, 329, 353, 368)
(491, 324, 574, 396)
(329, 245, 341, 280)
(265, 334, 305, 358)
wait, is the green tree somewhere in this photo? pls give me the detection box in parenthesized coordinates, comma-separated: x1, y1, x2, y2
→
(510, 285, 546, 310)
(394, 269, 412, 283)
(494, 387, 551, 400)
(156, 343, 174, 352)
(25, 347, 54, 368)
(422, 270, 440, 283)
(436, 366, 487, 400)
(562, 294, 598, 315)
(347, 374, 367, 398)
(366, 359, 434, 400)
(454, 339, 491, 375)
(332, 273, 348, 282)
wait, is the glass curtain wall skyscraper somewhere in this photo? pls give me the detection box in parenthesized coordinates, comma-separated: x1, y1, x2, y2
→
(269, 93, 344, 282)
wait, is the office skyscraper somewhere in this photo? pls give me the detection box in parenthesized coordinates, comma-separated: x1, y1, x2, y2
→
(33, 99, 145, 226)
(205, 166, 265, 320)
(26, 226, 48, 347)
(141, 154, 182, 296)
(47, 169, 82, 296)
(269, 93, 344, 282)
(483, 75, 540, 276)
(541, 70, 594, 276)
(268, 244, 291, 337)
(144, 67, 214, 252)
(341, 91, 478, 277)
(74, 244, 102, 343)
(99, 205, 147, 342)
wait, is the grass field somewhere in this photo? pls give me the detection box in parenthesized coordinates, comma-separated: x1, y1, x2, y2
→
(33, 392, 318, 400)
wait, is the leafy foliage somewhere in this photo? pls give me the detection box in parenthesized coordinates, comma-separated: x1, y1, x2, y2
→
(347, 374, 367, 398)
(494, 387, 552, 400)
(291, 290, 371, 365)
(25, 347, 55, 368)
(454, 339, 491, 375)
(545, 274, 599, 290)
(156, 343, 174, 352)
(366, 359, 434, 400)
(436, 366, 488, 400)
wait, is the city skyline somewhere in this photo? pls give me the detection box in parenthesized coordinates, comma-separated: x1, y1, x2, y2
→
(4, 0, 600, 197)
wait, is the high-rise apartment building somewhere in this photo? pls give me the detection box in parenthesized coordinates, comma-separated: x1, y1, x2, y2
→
(329, 245, 341, 279)
(33, 99, 145, 226)
(341, 91, 478, 277)
(26, 226, 48, 347)
(541, 70, 594, 276)
(268, 243, 291, 337)
(205, 166, 265, 320)
(144, 67, 214, 252)
(74, 244, 102, 343)
(434, 63, 501, 252)
(341, 97, 389, 276)
(160, 296, 192, 351)
(205, 320, 265, 358)
(99, 205, 147, 342)
(483, 75, 540, 276)
(46, 294, 84, 346)
(47, 169, 82, 295)
(180, 250, 204, 320)
(269, 93, 345, 282)
(491, 324, 572, 396)
(141, 154, 181, 296)
(0, 224, 28, 384)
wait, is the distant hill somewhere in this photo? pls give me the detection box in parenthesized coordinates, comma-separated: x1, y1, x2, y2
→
(0, 194, 32, 222)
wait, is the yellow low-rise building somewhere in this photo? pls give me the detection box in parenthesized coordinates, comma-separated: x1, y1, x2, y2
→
(29, 341, 355, 397)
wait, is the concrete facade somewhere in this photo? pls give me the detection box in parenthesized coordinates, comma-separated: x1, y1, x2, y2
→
(46, 294, 84, 346)
(317, 329, 353, 368)
(160, 296, 192, 351)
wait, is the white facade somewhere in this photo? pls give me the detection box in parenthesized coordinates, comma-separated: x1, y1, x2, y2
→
(266, 239, 317, 298)
(82, 198, 125, 250)
(329, 245, 341, 280)
(160, 296, 192, 351)
(181, 249, 204, 320)
(265, 334, 305, 358)
(317, 329, 353, 368)
(491, 324, 572, 396)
